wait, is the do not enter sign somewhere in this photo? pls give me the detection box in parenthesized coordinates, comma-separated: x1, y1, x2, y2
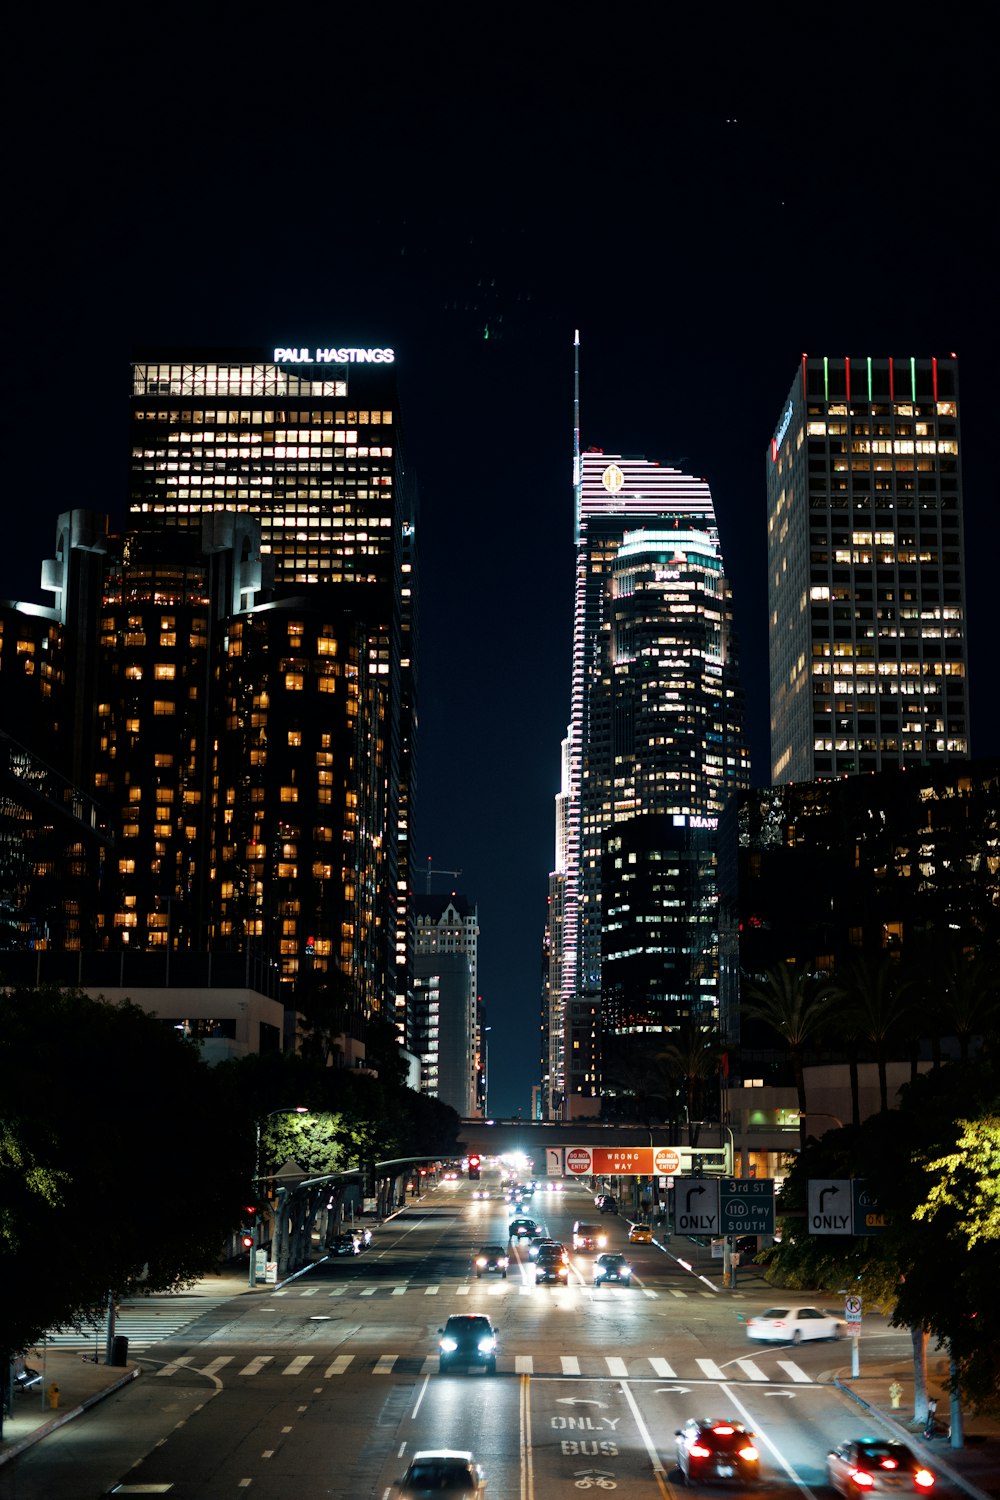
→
(653, 1148, 681, 1175)
(566, 1147, 593, 1176)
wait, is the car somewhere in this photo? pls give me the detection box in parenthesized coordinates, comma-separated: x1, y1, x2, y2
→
(593, 1252, 633, 1285)
(675, 1417, 760, 1486)
(395, 1449, 486, 1497)
(572, 1221, 609, 1251)
(443, 1169, 460, 1182)
(746, 1305, 847, 1343)
(472, 1188, 492, 1199)
(526, 1232, 556, 1260)
(438, 1314, 498, 1373)
(595, 1193, 618, 1214)
(534, 1246, 570, 1284)
(826, 1438, 936, 1495)
(330, 1231, 361, 1256)
(628, 1222, 653, 1244)
(474, 1244, 509, 1279)
(508, 1217, 537, 1240)
(354, 1225, 373, 1249)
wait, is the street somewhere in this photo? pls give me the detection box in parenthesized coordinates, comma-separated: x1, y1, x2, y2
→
(1, 1175, 966, 1499)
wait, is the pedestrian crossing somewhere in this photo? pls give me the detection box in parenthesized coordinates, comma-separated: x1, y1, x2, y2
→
(38, 1293, 239, 1352)
(151, 1350, 818, 1385)
(271, 1282, 711, 1302)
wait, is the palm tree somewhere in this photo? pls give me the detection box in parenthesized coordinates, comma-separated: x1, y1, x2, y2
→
(834, 954, 910, 1112)
(935, 949, 1000, 1062)
(656, 1023, 723, 1144)
(741, 964, 837, 1147)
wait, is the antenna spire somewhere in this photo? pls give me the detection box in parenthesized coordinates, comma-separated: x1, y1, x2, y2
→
(573, 330, 581, 545)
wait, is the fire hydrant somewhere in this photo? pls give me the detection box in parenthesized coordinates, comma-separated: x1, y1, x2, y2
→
(47, 1383, 60, 1410)
(889, 1382, 903, 1409)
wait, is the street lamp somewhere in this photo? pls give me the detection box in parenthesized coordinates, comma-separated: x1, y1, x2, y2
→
(250, 1107, 308, 1287)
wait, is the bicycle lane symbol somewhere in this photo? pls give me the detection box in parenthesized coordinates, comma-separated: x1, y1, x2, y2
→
(574, 1472, 617, 1490)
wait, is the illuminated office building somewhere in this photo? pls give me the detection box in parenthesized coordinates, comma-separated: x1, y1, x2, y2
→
(767, 354, 969, 783)
(551, 450, 747, 1118)
(412, 893, 479, 1116)
(126, 348, 416, 1035)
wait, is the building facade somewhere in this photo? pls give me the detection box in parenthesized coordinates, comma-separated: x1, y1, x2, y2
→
(411, 893, 479, 1116)
(551, 451, 747, 1118)
(767, 354, 969, 783)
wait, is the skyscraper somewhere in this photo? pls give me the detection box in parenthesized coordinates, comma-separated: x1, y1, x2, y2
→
(549, 447, 748, 1119)
(411, 893, 480, 1116)
(126, 347, 416, 1036)
(767, 354, 969, 783)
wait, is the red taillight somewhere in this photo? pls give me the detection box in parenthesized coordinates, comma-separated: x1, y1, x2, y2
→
(848, 1470, 875, 1489)
(738, 1445, 759, 1462)
(914, 1469, 935, 1489)
(880, 1458, 898, 1470)
(689, 1445, 712, 1458)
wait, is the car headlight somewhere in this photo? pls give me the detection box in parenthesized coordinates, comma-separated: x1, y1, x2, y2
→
(475, 1257, 487, 1267)
(499, 1257, 509, 1268)
(440, 1337, 458, 1352)
(597, 1234, 608, 1247)
(478, 1337, 496, 1353)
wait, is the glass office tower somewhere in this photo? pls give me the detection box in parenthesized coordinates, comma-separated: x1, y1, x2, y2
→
(767, 355, 969, 783)
(552, 452, 748, 1118)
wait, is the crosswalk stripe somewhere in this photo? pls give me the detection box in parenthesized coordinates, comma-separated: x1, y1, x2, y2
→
(240, 1357, 272, 1375)
(392, 1286, 408, 1295)
(736, 1359, 769, 1382)
(777, 1360, 812, 1383)
(606, 1358, 629, 1377)
(649, 1358, 676, 1378)
(283, 1356, 312, 1374)
(374, 1355, 397, 1374)
(300, 1289, 317, 1297)
(326, 1356, 353, 1376)
(561, 1356, 581, 1375)
(696, 1358, 726, 1380)
(424, 1287, 439, 1295)
(328, 1288, 347, 1297)
(157, 1357, 193, 1376)
(669, 1289, 687, 1299)
(360, 1288, 376, 1297)
(199, 1357, 232, 1376)
(514, 1356, 533, 1373)
(457, 1286, 470, 1295)
(642, 1289, 658, 1298)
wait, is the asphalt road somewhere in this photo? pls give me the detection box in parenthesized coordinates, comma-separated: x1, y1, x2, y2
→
(2, 1175, 964, 1499)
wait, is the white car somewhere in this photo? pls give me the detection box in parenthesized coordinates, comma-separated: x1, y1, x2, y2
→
(396, 1449, 486, 1497)
(746, 1305, 847, 1343)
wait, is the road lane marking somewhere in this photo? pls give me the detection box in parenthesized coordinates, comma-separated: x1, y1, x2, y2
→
(374, 1355, 397, 1374)
(360, 1288, 377, 1296)
(619, 1379, 669, 1488)
(777, 1360, 812, 1382)
(515, 1355, 533, 1373)
(519, 1373, 534, 1500)
(457, 1285, 470, 1295)
(326, 1355, 353, 1375)
(642, 1288, 658, 1298)
(424, 1286, 439, 1295)
(157, 1357, 194, 1376)
(283, 1356, 312, 1374)
(696, 1358, 726, 1379)
(605, 1357, 629, 1376)
(198, 1357, 232, 1376)
(719, 1382, 815, 1493)
(240, 1356, 272, 1375)
(649, 1358, 676, 1377)
(735, 1358, 769, 1381)
(561, 1356, 581, 1374)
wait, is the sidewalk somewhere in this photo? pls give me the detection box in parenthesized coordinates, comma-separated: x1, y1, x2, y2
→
(836, 1352, 1000, 1500)
(0, 1265, 253, 1465)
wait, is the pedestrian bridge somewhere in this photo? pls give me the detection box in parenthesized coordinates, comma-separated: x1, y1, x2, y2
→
(456, 1118, 729, 1173)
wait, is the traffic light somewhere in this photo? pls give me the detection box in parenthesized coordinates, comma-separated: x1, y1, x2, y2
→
(468, 1154, 481, 1181)
(240, 1229, 255, 1250)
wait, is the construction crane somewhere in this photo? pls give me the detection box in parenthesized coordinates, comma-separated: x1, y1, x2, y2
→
(423, 857, 463, 894)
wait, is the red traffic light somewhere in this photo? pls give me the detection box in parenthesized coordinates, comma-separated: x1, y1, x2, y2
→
(469, 1155, 481, 1167)
(240, 1230, 255, 1250)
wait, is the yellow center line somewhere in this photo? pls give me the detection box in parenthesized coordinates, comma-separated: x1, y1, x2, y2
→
(519, 1372, 533, 1500)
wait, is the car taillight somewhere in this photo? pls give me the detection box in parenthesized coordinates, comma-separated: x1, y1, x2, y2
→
(689, 1444, 712, 1458)
(914, 1469, 935, 1489)
(713, 1426, 735, 1435)
(738, 1445, 759, 1462)
(847, 1469, 875, 1489)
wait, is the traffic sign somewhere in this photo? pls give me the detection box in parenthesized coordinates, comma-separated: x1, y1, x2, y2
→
(852, 1181, 890, 1235)
(719, 1178, 775, 1235)
(565, 1147, 593, 1176)
(807, 1179, 852, 1234)
(844, 1294, 863, 1320)
(653, 1147, 682, 1176)
(673, 1178, 720, 1234)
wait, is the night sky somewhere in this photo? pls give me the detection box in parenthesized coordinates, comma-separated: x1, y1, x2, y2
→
(4, 16, 996, 1115)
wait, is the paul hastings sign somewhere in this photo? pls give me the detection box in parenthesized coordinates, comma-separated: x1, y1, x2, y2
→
(273, 346, 395, 365)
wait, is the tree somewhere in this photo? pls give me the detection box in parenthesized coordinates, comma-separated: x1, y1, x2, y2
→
(834, 954, 911, 1112)
(741, 965, 837, 1146)
(915, 1116, 1000, 1247)
(0, 985, 251, 1356)
(656, 1024, 723, 1143)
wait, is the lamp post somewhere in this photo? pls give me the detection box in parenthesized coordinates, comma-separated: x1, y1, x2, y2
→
(251, 1107, 308, 1287)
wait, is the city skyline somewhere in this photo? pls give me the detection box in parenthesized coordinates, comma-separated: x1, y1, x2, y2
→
(4, 30, 995, 1116)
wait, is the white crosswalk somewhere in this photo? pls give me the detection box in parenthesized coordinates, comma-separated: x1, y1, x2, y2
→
(272, 1282, 693, 1302)
(40, 1293, 236, 1351)
(153, 1350, 816, 1384)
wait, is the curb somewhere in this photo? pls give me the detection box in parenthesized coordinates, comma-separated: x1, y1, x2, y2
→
(0, 1365, 142, 1465)
(834, 1377, 992, 1500)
